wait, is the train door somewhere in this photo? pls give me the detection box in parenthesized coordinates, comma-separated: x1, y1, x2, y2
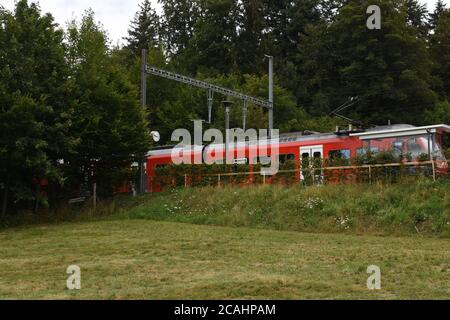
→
(300, 145, 324, 184)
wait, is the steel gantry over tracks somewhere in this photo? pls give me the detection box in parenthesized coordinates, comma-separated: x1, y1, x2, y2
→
(142, 51, 274, 131)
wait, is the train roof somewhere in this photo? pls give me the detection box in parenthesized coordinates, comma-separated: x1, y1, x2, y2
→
(147, 130, 338, 152)
(351, 124, 450, 140)
(147, 124, 450, 156)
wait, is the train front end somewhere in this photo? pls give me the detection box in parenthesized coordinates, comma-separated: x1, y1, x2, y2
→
(350, 124, 450, 175)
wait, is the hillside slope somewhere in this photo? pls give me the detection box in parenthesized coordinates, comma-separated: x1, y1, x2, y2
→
(127, 179, 450, 238)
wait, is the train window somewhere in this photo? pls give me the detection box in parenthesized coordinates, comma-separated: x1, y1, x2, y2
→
(302, 153, 309, 159)
(406, 138, 424, 157)
(313, 152, 322, 158)
(357, 147, 379, 156)
(329, 149, 351, 159)
(279, 154, 296, 164)
(253, 156, 271, 165)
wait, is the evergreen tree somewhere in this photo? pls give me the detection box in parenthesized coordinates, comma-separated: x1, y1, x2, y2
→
(404, 0, 429, 38)
(318, 0, 342, 22)
(296, 0, 437, 125)
(430, 9, 450, 100)
(261, 0, 320, 59)
(235, 0, 322, 94)
(429, 0, 446, 31)
(267, 0, 321, 98)
(125, 0, 160, 56)
(189, 0, 240, 75)
(295, 20, 338, 116)
(235, 0, 266, 74)
(159, 0, 201, 57)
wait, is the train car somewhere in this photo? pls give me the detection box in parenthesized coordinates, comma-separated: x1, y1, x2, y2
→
(146, 124, 450, 192)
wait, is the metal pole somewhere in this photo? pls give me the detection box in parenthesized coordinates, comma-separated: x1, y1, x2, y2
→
(267, 55, 274, 136)
(225, 106, 230, 164)
(243, 100, 247, 131)
(208, 90, 213, 124)
(427, 130, 432, 161)
(222, 101, 233, 165)
(93, 182, 97, 210)
(140, 49, 148, 194)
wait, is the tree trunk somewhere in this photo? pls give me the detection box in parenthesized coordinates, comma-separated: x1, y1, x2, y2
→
(2, 177, 10, 218)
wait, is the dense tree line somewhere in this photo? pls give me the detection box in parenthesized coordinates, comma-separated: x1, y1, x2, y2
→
(0, 1, 151, 216)
(122, 0, 449, 135)
(0, 0, 449, 215)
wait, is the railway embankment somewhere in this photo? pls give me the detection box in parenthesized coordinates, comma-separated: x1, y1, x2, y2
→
(127, 177, 449, 238)
(2, 178, 449, 238)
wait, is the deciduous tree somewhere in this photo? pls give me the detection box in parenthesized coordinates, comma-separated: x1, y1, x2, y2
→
(0, 0, 74, 215)
(66, 11, 151, 196)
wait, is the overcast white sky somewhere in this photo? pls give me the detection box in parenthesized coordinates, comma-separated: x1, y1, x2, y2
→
(1, 0, 447, 45)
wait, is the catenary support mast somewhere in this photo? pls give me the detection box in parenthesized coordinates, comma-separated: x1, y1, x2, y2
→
(139, 49, 148, 194)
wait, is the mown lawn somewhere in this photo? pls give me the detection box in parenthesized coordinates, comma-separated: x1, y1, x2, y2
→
(0, 219, 448, 299)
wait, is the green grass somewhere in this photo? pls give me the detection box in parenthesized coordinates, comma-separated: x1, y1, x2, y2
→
(0, 219, 449, 299)
(3, 179, 449, 238)
(1, 180, 449, 299)
(126, 178, 450, 238)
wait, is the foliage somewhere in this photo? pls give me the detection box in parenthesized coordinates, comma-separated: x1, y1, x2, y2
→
(445, 148, 450, 160)
(429, 0, 446, 31)
(129, 178, 450, 238)
(0, 3, 152, 215)
(296, 0, 437, 125)
(404, 0, 429, 38)
(188, 0, 240, 75)
(66, 11, 151, 197)
(425, 100, 450, 147)
(124, 0, 160, 57)
(429, 9, 450, 100)
(159, 0, 201, 58)
(0, 1, 75, 215)
(151, 148, 440, 191)
(1, 0, 450, 216)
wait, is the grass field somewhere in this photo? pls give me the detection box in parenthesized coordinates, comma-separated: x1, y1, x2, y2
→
(0, 219, 449, 299)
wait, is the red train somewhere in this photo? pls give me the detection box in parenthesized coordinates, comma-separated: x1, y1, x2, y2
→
(146, 124, 450, 192)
